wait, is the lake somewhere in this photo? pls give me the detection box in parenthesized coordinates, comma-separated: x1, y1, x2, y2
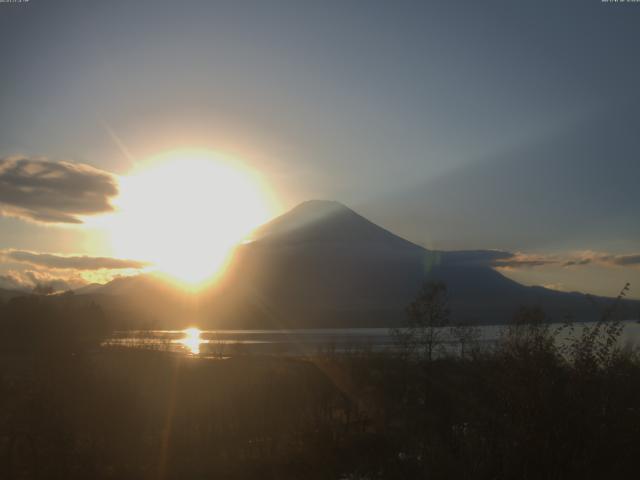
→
(104, 320, 640, 357)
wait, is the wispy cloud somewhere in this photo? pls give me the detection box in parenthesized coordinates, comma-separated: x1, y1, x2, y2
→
(562, 251, 640, 268)
(492, 253, 555, 269)
(0, 249, 149, 293)
(541, 283, 568, 292)
(3, 250, 148, 270)
(0, 266, 143, 294)
(0, 156, 118, 224)
(448, 249, 640, 270)
(443, 250, 555, 269)
(0, 269, 75, 293)
(0, 272, 28, 291)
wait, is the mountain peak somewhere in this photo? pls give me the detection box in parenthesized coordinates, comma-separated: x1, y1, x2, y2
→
(275, 200, 355, 230)
(248, 199, 423, 250)
(291, 199, 351, 214)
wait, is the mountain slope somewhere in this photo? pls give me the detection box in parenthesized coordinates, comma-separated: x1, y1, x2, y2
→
(202, 201, 623, 328)
(72, 274, 198, 329)
(250, 200, 423, 250)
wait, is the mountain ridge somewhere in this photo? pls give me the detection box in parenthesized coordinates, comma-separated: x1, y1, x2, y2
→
(59, 200, 639, 328)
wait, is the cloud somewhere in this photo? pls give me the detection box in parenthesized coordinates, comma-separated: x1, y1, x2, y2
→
(485, 250, 640, 271)
(602, 254, 640, 267)
(3, 250, 148, 270)
(493, 254, 555, 269)
(0, 156, 118, 224)
(440, 250, 514, 266)
(541, 283, 568, 292)
(0, 250, 148, 294)
(0, 272, 29, 291)
(23, 270, 73, 293)
(448, 249, 640, 271)
(563, 252, 640, 269)
(562, 258, 592, 267)
(442, 250, 555, 269)
(0, 269, 74, 293)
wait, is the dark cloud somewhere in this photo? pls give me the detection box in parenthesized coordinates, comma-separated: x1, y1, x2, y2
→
(0, 156, 118, 224)
(3, 250, 148, 270)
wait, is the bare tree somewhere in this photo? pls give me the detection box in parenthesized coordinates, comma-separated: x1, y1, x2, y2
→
(563, 283, 630, 372)
(450, 320, 481, 358)
(395, 281, 451, 361)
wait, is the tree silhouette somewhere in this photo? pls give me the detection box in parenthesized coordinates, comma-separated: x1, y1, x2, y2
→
(400, 281, 451, 361)
(449, 320, 481, 358)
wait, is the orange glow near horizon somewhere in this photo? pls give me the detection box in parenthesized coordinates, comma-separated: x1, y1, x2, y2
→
(103, 150, 276, 287)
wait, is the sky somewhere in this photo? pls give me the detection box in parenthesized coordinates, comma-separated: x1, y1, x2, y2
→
(0, 0, 639, 298)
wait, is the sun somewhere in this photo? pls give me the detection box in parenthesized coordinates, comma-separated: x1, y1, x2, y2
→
(107, 150, 274, 287)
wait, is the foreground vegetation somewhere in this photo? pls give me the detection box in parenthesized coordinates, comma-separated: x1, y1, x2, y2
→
(1, 287, 640, 479)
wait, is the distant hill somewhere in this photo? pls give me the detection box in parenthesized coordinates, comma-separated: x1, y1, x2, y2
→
(72, 275, 197, 329)
(0, 288, 26, 303)
(79, 200, 639, 328)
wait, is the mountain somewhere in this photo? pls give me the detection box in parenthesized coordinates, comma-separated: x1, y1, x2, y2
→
(66, 275, 197, 329)
(81, 200, 638, 328)
(0, 288, 27, 303)
(248, 200, 420, 249)
(200, 200, 633, 328)
(73, 283, 106, 295)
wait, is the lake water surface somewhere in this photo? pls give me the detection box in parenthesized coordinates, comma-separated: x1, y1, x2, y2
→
(104, 320, 640, 357)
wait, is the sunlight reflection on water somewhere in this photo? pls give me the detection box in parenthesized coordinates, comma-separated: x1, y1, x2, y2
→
(177, 327, 203, 355)
(105, 321, 640, 357)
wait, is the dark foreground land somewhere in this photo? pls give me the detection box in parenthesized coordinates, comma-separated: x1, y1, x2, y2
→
(2, 294, 640, 479)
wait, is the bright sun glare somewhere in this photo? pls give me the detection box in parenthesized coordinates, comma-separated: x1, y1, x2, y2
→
(108, 150, 274, 287)
(178, 327, 203, 355)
